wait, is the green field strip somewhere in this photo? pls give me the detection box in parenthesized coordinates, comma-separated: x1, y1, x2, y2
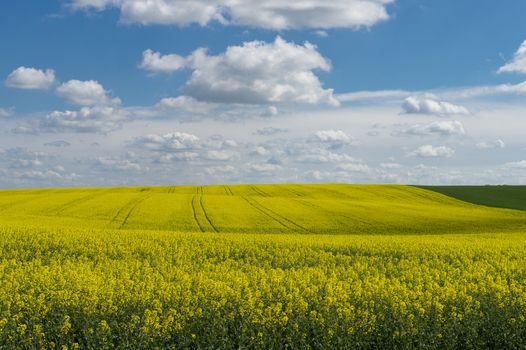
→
(418, 185, 526, 212)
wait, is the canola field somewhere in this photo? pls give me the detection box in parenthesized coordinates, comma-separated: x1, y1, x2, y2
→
(0, 185, 525, 349)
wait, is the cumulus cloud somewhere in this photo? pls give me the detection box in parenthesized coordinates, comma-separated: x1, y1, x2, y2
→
(44, 140, 72, 148)
(314, 30, 329, 38)
(380, 162, 401, 169)
(41, 106, 129, 133)
(297, 149, 355, 163)
(0, 148, 48, 169)
(96, 157, 144, 172)
(205, 165, 237, 175)
(505, 160, 526, 169)
(157, 96, 212, 114)
(0, 107, 14, 117)
(5, 67, 56, 90)
(139, 49, 187, 74)
(312, 130, 352, 148)
(205, 150, 238, 161)
(250, 146, 271, 156)
(142, 37, 339, 106)
(397, 120, 466, 137)
(56, 80, 119, 106)
(401, 96, 469, 116)
(498, 40, 526, 74)
(337, 162, 370, 173)
(11, 125, 39, 135)
(249, 163, 282, 173)
(255, 127, 288, 136)
(131, 132, 245, 164)
(408, 145, 455, 158)
(132, 132, 201, 152)
(68, 0, 393, 30)
(475, 140, 505, 149)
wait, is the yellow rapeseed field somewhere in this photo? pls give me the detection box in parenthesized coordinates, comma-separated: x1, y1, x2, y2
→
(0, 185, 525, 349)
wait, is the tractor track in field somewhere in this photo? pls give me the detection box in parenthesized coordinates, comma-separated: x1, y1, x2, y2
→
(286, 187, 305, 198)
(45, 190, 112, 215)
(250, 185, 269, 197)
(290, 197, 374, 229)
(107, 194, 151, 228)
(302, 185, 357, 200)
(0, 196, 42, 212)
(223, 186, 234, 196)
(191, 195, 205, 232)
(241, 195, 310, 233)
(191, 187, 219, 233)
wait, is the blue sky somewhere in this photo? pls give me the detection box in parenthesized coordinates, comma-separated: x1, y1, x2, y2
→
(1, 0, 526, 187)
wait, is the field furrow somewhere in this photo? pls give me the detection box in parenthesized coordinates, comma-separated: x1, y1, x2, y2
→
(242, 195, 310, 232)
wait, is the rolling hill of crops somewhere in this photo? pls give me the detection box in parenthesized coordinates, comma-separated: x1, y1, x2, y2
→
(1, 184, 526, 234)
(0, 184, 525, 349)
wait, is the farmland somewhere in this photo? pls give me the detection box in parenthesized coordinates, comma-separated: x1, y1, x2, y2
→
(0, 185, 525, 349)
(421, 185, 526, 212)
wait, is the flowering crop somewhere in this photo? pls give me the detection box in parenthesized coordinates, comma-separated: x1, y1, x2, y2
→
(0, 185, 525, 349)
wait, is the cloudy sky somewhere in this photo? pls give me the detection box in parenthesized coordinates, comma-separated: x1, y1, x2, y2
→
(1, 0, 526, 188)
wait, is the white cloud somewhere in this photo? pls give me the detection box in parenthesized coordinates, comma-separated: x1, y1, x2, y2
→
(408, 145, 455, 158)
(337, 89, 410, 102)
(44, 140, 72, 148)
(205, 165, 237, 175)
(158, 96, 212, 114)
(441, 81, 526, 99)
(133, 132, 201, 152)
(157, 152, 200, 162)
(380, 162, 401, 169)
(476, 139, 505, 149)
(337, 162, 370, 173)
(0, 107, 14, 117)
(251, 146, 270, 156)
(5, 67, 56, 90)
(42, 106, 128, 133)
(56, 80, 119, 106)
(337, 81, 526, 104)
(255, 127, 288, 136)
(0, 148, 48, 169)
(69, 0, 393, 30)
(505, 160, 526, 169)
(498, 40, 526, 74)
(401, 96, 469, 116)
(205, 150, 238, 161)
(11, 125, 39, 135)
(249, 163, 282, 173)
(139, 49, 187, 74)
(96, 157, 144, 172)
(398, 120, 466, 137)
(314, 30, 329, 38)
(312, 130, 352, 148)
(297, 149, 355, 163)
(143, 37, 339, 106)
